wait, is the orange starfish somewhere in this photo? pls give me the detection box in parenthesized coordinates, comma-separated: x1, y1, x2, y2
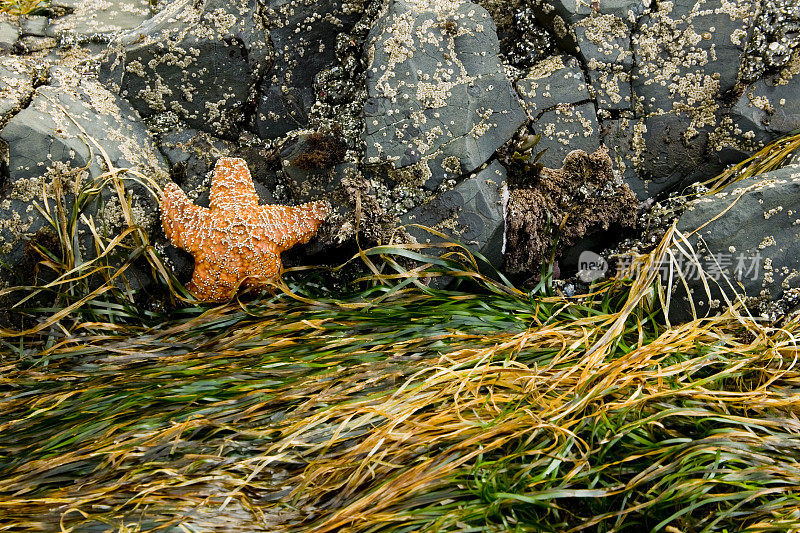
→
(161, 157, 330, 301)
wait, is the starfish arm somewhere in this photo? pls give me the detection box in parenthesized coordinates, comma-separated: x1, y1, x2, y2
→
(186, 251, 239, 301)
(161, 182, 211, 254)
(209, 157, 260, 210)
(245, 246, 282, 283)
(260, 201, 331, 250)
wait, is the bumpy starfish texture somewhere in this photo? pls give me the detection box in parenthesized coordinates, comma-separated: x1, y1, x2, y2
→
(161, 157, 330, 301)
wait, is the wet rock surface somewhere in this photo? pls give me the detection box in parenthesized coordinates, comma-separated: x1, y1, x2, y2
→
(516, 54, 590, 117)
(670, 165, 800, 322)
(0, 0, 798, 312)
(255, 0, 361, 139)
(48, 0, 157, 45)
(632, 0, 753, 116)
(0, 20, 17, 51)
(2, 67, 168, 183)
(0, 56, 40, 127)
(279, 127, 350, 202)
(741, 0, 800, 82)
(402, 160, 507, 268)
(98, 0, 270, 138)
(0, 67, 168, 282)
(731, 68, 800, 145)
(516, 0, 800, 201)
(363, 0, 526, 191)
(531, 102, 600, 169)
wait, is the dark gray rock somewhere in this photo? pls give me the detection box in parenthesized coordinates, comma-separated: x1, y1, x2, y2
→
(156, 124, 284, 206)
(0, 57, 38, 128)
(402, 161, 507, 268)
(669, 165, 800, 322)
(363, 0, 526, 191)
(0, 21, 17, 51)
(515, 54, 590, 119)
(17, 35, 58, 53)
(527, 0, 650, 58)
(602, 112, 743, 200)
(532, 102, 600, 170)
(47, 0, 156, 45)
(574, 13, 632, 70)
(254, 0, 361, 139)
(619, 0, 796, 199)
(740, 0, 800, 83)
(731, 69, 800, 146)
(632, 0, 754, 116)
(533, 0, 651, 26)
(572, 12, 634, 111)
(98, 0, 270, 138)
(156, 127, 240, 207)
(589, 66, 632, 112)
(515, 0, 798, 205)
(600, 115, 653, 198)
(629, 113, 715, 198)
(20, 16, 48, 37)
(2, 67, 168, 183)
(0, 67, 169, 279)
(279, 133, 350, 204)
(497, 5, 555, 69)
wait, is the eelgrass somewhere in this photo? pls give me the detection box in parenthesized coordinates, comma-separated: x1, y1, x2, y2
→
(0, 0, 47, 15)
(703, 128, 800, 193)
(1, 134, 800, 531)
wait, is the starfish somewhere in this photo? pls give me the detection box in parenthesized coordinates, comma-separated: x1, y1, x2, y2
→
(161, 157, 330, 301)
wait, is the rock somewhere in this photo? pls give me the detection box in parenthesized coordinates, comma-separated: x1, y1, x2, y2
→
(157, 127, 239, 205)
(494, 5, 554, 69)
(632, 0, 754, 117)
(587, 0, 760, 197)
(504, 146, 638, 275)
(739, 0, 800, 83)
(98, 0, 270, 138)
(0, 67, 169, 283)
(533, 0, 650, 27)
(363, 0, 526, 191)
(528, 0, 650, 57)
(527, 1, 649, 114)
(254, 0, 361, 139)
(573, 12, 633, 111)
(401, 161, 507, 269)
(17, 35, 58, 53)
(731, 65, 800, 146)
(669, 166, 800, 322)
(279, 127, 349, 203)
(20, 16, 48, 37)
(0, 57, 39, 128)
(600, 115, 650, 198)
(515, 54, 590, 119)
(0, 21, 19, 50)
(591, 66, 632, 112)
(632, 112, 716, 198)
(531, 102, 600, 170)
(603, 111, 749, 200)
(2, 67, 168, 183)
(47, 0, 156, 45)
(156, 123, 285, 206)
